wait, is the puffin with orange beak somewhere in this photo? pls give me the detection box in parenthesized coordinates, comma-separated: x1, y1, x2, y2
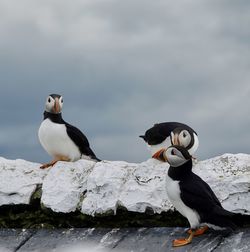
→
(38, 94, 100, 169)
(139, 122, 199, 161)
(162, 145, 250, 247)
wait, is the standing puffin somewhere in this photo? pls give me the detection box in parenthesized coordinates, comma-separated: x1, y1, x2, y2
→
(139, 122, 199, 160)
(162, 145, 250, 247)
(38, 94, 100, 169)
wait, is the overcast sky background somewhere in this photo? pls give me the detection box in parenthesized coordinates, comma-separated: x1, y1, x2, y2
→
(0, 0, 250, 164)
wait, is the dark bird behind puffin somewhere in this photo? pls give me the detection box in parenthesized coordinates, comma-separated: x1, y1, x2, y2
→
(140, 122, 199, 160)
(38, 94, 100, 169)
(162, 145, 250, 247)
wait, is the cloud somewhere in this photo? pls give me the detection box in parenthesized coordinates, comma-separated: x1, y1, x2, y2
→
(0, 0, 250, 162)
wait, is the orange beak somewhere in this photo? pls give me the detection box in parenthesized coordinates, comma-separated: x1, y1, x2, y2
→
(172, 133, 180, 146)
(53, 98, 60, 113)
(152, 148, 168, 162)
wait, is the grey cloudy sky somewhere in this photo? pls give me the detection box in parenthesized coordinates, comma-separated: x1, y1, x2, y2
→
(0, 0, 250, 163)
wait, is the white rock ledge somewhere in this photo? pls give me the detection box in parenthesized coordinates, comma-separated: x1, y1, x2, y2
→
(0, 157, 47, 205)
(0, 154, 250, 216)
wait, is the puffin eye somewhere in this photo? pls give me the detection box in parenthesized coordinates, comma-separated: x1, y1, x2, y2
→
(171, 149, 175, 155)
(183, 132, 187, 138)
(48, 98, 51, 103)
(61, 98, 63, 103)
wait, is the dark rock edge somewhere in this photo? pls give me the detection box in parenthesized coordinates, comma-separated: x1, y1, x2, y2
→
(0, 194, 189, 229)
(0, 204, 190, 229)
(1, 186, 250, 229)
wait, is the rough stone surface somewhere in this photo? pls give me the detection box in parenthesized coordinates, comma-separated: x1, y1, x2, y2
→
(80, 154, 250, 216)
(41, 159, 95, 213)
(193, 153, 250, 214)
(1, 227, 250, 252)
(1, 153, 250, 217)
(81, 159, 170, 216)
(0, 228, 35, 252)
(0, 157, 47, 206)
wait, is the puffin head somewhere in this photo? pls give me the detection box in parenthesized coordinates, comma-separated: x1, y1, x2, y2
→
(170, 127, 194, 150)
(45, 94, 64, 114)
(163, 145, 192, 167)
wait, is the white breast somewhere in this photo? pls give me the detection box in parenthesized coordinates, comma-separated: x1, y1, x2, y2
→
(38, 119, 81, 161)
(165, 174, 200, 229)
(148, 137, 171, 156)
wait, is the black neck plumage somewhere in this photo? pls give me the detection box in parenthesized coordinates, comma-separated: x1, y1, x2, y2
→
(43, 111, 65, 124)
(168, 159, 193, 181)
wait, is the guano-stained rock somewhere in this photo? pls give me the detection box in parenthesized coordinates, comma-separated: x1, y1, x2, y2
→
(0, 154, 250, 217)
(41, 159, 96, 213)
(0, 157, 47, 206)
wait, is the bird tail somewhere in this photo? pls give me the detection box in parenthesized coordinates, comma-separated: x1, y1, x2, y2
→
(232, 212, 250, 227)
(89, 152, 101, 162)
(93, 156, 101, 162)
(211, 206, 250, 229)
(139, 135, 146, 141)
(85, 147, 102, 162)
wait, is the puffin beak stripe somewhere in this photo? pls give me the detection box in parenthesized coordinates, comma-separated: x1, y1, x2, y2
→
(163, 152, 168, 162)
(173, 134, 180, 146)
(53, 98, 60, 113)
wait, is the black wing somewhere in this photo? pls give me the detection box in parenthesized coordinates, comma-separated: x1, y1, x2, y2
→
(180, 173, 222, 210)
(179, 173, 237, 228)
(65, 123, 100, 161)
(141, 122, 189, 145)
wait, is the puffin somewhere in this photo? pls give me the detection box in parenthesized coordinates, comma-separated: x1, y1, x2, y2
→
(162, 145, 250, 247)
(139, 122, 199, 160)
(38, 94, 100, 169)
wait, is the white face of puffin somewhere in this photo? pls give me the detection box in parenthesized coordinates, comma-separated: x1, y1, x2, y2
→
(45, 95, 64, 114)
(171, 129, 192, 148)
(164, 146, 190, 167)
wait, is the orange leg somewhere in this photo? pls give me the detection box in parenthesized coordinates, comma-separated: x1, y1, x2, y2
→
(40, 156, 70, 169)
(40, 159, 60, 169)
(173, 230, 194, 247)
(187, 225, 209, 236)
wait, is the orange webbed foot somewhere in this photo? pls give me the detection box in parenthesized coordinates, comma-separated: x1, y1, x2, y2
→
(173, 238, 191, 247)
(187, 226, 209, 236)
(172, 230, 194, 247)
